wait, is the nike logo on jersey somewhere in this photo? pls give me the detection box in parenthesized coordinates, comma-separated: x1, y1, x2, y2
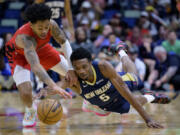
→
(82, 84, 88, 88)
(96, 79, 104, 85)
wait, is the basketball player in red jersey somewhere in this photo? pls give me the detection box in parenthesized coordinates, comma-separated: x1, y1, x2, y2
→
(5, 3, 76, 127)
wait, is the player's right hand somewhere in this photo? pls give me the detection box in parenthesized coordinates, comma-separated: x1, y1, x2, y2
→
(146, 119, 164, 128)
(51, 85, 72, 99)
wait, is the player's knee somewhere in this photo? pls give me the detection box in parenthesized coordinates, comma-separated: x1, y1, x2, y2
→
(21, 89, 32, 100)
(17, 82, 32, 100)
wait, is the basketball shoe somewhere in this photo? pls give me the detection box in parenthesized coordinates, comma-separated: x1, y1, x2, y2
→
(23, 107, 36, 127)
(141, 89, 171, 104)
(82, 100, 111, 116)
(108, 41, 128, 54)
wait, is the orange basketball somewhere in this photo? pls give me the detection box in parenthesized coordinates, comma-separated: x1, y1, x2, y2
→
(37, 99, 63, 125)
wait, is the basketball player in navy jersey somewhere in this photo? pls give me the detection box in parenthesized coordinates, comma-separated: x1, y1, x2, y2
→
(35, 0, 74, 39)
(42, 43, 170, 128)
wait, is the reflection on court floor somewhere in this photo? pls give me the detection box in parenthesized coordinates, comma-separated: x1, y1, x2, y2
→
(0, 92, 180, 135)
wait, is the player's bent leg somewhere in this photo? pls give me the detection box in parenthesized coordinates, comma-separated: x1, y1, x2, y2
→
(141, 89, 171, 104)
(13, 65, 36, 127)
(18, 82, 33, 108)
(109, 42, 138, 75)
(82, 99, 111, 116)
(135, 89, 171, 105)
(134, 95, 148, 106)
(17, 82, 36, 127)
(51, 55, 69, 76)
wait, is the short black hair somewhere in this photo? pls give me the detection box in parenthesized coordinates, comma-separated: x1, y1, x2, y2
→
(70, 47, 92, 62)
(25, 3, 52, 24)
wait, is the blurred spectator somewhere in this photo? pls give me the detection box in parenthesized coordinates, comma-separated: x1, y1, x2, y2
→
(109, 14, 128, 40)
(0, 33, 14, 90)
(139, 34, 156, 69)
(0, 37, 5, 71)
(136, 11, 161, 37)
(94, 24, 121, 48)
(79, 18, 91, 39)
(138, 34, 156, 85)
(162, 30, 180, 55)
(76, 1, 95, 26)
(118, 0, 145, 10)
(128, 46, 146, 81)
(148, 46, 180, 91)
(88, 0, 105, 18)
(136, 11, 150, 32)
(126, 26, 143, 46)
(71, 27, 96, 58)
(154, 25, 168, 46)
(108, 33, 117, 45)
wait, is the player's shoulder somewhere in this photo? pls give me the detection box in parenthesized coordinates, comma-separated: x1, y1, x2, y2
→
(50, 19, 61, 32)
(98, 60, 112, 69)
(50, 19, 59, 27)
(98, 60, 112, 75)
(16, 34, 35, 41)
(97, 60, 117, 78)
(15, 34, 36, 48)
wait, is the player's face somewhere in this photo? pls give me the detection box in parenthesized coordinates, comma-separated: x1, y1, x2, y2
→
(31, 20, 50, 39)
(72, 58, 92, 80)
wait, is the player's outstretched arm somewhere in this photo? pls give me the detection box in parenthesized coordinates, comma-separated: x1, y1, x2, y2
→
(98, 60, 163, 128)
(50, 20, 77, 86)
(38, 78, 80, 98)
(15, 35, 71, 99)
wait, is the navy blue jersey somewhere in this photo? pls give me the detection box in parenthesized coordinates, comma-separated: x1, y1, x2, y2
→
(45, 0, 65, 26)
(79, 60, 141, 114)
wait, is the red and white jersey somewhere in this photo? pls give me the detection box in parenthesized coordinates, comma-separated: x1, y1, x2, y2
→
(7, 22, 52, 55)
(5, 22, 61, 74)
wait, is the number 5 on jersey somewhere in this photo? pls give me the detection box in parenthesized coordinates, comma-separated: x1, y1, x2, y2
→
(99, 94, 110, 102)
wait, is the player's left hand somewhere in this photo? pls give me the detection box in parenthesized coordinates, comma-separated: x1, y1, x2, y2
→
(65, 70, 77, 87)
(146, 119, 164, 128)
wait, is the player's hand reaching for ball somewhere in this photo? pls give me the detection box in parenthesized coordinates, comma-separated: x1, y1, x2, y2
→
(35, 85, 72, 99)
(51, 85, 72, 99)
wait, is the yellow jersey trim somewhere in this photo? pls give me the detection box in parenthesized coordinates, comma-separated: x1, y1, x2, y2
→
(122, 73, 136, 82)
(85, 66, 96, 85)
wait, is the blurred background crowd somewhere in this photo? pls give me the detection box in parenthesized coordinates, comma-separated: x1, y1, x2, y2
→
(0, 0, 180, 94)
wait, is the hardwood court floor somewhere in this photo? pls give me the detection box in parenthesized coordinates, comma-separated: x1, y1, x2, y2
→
(0, 91, 180, 135)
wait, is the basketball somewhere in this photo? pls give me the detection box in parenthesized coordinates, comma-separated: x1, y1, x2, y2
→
(37, 99, 63, 125)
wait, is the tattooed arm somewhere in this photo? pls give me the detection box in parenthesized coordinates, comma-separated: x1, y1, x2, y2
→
(50, 20, 72, 67)
(15, 34, 56, 87)
(50, 20, 77, 86)
(15, 35, 71, 98)
(50, 20, 66, 44)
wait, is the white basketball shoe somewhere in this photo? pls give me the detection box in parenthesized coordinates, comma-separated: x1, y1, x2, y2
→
(23, 107, 36, 127)
(82, 100, 111, 116)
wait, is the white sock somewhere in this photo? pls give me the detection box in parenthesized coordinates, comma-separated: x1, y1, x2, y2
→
(118, 50, 128, 59)
(144, 95, 155, 103)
